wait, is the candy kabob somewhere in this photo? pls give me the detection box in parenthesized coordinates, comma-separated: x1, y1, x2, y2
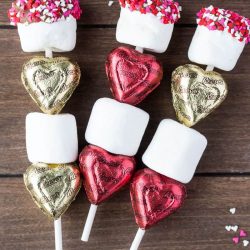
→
(129, 119, 207, 250)
(172, 5, 250, 127)
(79, 98, 148, 241)
(8, 1, 82, 249)
(79, 0, 182, 242)
(129, 5, 249, 250)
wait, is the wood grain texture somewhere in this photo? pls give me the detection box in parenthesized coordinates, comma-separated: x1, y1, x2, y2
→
(0, 28, 249, 174)
(0, 1, 250, 250)
(1, 0, 250, 25)
(0, 177, 250, 250)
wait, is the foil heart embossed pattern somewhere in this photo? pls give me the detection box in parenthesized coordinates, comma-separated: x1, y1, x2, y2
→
(171, 64, 228, 127)
(21, 57, 81, 114)
(24, 163, 81, 220)
(79, 145, 136, 205)
(106, 46, 163, 105)
(130, 168, 186, 229)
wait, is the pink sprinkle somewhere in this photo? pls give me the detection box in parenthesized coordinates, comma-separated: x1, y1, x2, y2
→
(240, 229, 247, 237)
(232, 236, 240, 244)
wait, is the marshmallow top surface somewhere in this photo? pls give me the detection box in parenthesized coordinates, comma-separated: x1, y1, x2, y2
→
(119, 0, 181, 24)
(8, 0, 81, 26)
(26, 112, 78, 164)
(196, 5, 250, 44)
(85, 98, 149, 156)
(142, 119, 207, 184)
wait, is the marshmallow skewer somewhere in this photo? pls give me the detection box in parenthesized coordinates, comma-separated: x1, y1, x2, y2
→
(171, 6, 249, 127)
(135, 6, 249, 245)
(129, 120, 207, 250)
(25, 113, 80, 250)
(8, 2, 82, 250)
(106, 0, 181, 106)
(79, 98, 149, 242)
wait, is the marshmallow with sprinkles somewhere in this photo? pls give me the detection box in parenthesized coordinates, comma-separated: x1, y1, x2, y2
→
(188, 5, 250, 71)
(8, 0, 82, 52)
(116, 0, 181, 53)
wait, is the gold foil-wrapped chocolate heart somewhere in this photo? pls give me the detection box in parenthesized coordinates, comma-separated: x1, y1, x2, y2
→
(21, 57, 81, 114)
(171, 64, 228, 127)
(24, 163, 81, 219)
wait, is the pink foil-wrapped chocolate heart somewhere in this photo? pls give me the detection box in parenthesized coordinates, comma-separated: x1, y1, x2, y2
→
(130, 168, 186, 229)
(79, 145, 136, 204)
(106, 46, 163, 105)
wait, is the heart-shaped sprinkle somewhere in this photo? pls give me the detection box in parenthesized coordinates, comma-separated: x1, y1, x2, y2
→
(79, 145, 135, 204)
(130, 168, 186, 229)
(240, 229, 248, 237)
(24, 163, 81, 219)
(225, 225, 231, 231)
(171, 64, 228, 127)
(243, 240, 249, 247)
(231, 225, 239, 232)
(21, 57, 81, 114)
(233, 236, 240, 244)
(230, 208, 236, 214)
(106, 46, 163, 105)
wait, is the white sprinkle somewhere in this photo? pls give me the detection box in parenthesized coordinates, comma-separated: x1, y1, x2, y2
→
(29, 8, 35, 13)
(243, 240, 249, 247)
(230, 208, 236, 214)
(108, 1, 114, 7)
(231, 225, 239, 232)
(225, 225, 231, 231)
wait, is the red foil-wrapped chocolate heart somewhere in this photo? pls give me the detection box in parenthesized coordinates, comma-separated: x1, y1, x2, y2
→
(130, 168, 186, 229)
(79, 145, 136, 205)
(106, 46, 163, 105)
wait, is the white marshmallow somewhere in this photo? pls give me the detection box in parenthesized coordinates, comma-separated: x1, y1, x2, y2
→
(142, 119, 207, 183)
(26, 112, 78, 164)
(116, 8, 174, 53)
(188, 25, 245, 71)
(85, 98, 149, 156)
(17, 16, 77, 52)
